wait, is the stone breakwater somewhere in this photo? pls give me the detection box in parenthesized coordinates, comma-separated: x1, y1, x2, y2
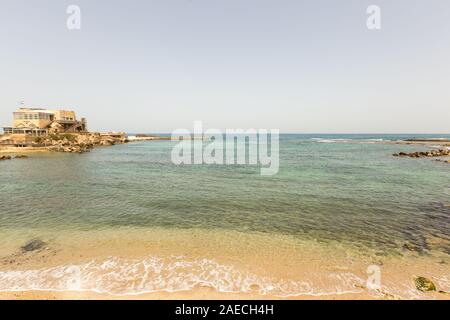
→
(0, 155, 28, 161)
(393, 149, 450, 159)
(36, 133, 129, 153)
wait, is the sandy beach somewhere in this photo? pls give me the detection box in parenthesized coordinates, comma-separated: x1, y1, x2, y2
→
(0, 289, 376, 300)
(0, 228, 449, 300)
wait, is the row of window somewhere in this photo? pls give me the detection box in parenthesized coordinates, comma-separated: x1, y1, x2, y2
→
(13, 113, 76, 121)
(14, 113, 52, 120)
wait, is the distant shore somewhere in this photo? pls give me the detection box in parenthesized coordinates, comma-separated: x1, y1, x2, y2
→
(382, 138, 450, 147)
(2, 136, 449, 155)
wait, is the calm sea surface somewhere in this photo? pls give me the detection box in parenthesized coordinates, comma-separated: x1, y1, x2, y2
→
(1, 134, 449, 254)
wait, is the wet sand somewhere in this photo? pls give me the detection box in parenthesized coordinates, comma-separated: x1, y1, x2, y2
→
(0, 289, 376, 300)
(0, 228, 448, 300)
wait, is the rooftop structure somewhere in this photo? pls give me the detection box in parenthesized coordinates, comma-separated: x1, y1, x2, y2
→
(3, 107, 87, 136)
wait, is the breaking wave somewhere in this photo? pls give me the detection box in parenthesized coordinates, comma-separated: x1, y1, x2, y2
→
(0, 256, 366, 297)
(311, 138, 384, 144)
(311, 138, 353, 143)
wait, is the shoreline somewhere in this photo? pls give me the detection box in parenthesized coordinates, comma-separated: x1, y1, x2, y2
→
(382, 140, 450, 147)
(0, 289, 379, 300)
(0, 134, 173, 154)
(0, 227, 449, 300)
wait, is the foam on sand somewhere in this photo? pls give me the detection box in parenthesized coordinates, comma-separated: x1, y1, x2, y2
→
(0, 256, 368, 297)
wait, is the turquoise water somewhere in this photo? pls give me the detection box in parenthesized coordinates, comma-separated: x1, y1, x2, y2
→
(1, 134, 449, 256)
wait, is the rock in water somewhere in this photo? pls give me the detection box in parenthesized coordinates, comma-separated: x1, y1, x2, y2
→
(21, 239, 46, 252)
(394, 148, 450, 158)
(414, 277, 436, 292)
(403, 242, 422, 253)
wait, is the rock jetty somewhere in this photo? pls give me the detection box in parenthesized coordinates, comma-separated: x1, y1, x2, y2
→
(21, 239, 47, 252)
(35, 133, 129, 153)
(393, 149, 450, 158)
(0, 155, 29, 161)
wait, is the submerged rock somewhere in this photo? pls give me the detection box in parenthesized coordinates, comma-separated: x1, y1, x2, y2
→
(14, 155, 28, 159)
(403, 242, 422, 253)
(0, 155, 12, 161)
(394, 149, 450, 158)
(21, 239, 46, 252)
(414, 276, 436, 292)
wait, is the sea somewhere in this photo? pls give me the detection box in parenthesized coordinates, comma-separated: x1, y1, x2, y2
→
(0, 134, 449, 298)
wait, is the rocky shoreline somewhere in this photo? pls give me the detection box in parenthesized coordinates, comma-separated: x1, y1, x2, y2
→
(393, 148, 450, 158)
(0, 155, 29, 161)
(37, 133, 129, 153)
(0, 133, 129, 154)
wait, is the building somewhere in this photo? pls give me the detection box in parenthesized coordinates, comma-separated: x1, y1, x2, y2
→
(2, 107, 87, 136)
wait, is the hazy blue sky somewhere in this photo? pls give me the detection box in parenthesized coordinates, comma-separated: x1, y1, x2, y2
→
(1, 0, 449, 133)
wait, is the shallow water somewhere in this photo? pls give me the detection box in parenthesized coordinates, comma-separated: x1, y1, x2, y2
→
(0, 134, 449, 298)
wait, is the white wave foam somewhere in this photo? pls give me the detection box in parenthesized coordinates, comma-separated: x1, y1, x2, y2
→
(312, 138, 354, 143)
(435, 275, 450, 293)
(0, 256, 365, 297)
(311, 138, 384, 144)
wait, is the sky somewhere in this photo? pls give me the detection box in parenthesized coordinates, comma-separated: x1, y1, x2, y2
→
(0, 0, 449, 133)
